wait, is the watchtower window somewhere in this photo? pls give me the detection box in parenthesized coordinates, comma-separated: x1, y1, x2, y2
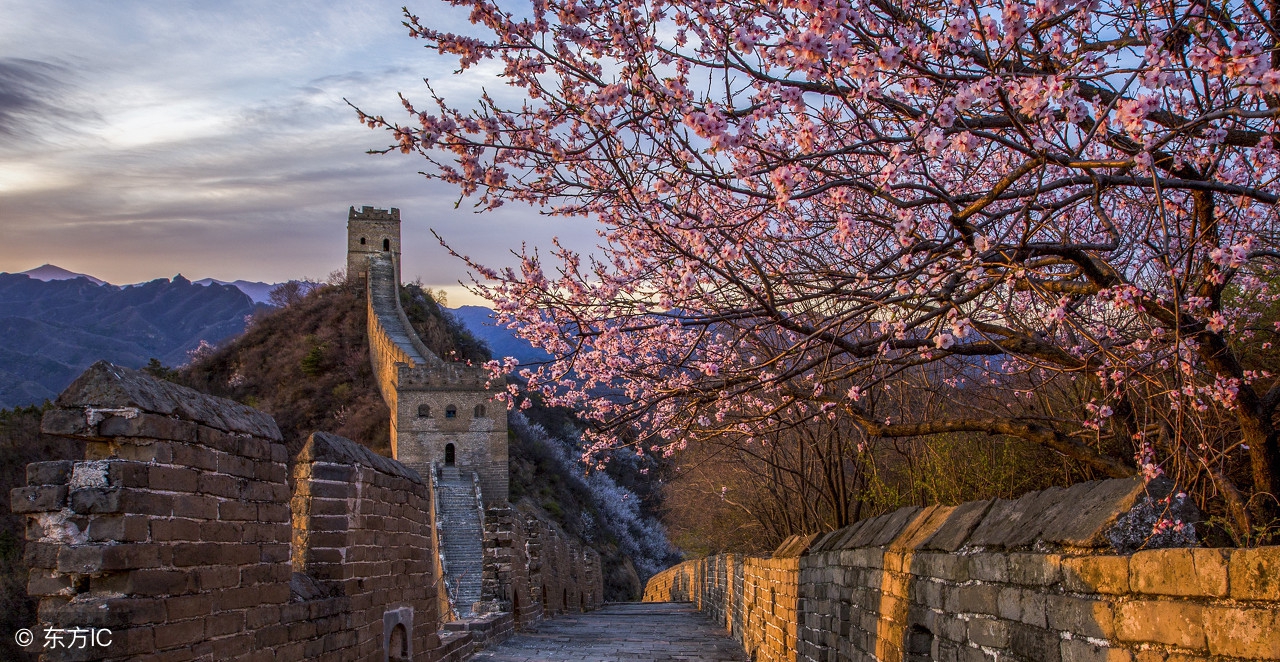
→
(383, 238, 391, 251)
(445, 443, 455, 465)
(360, 237, 366, 245)
(417, 404, 430, 418)
(445, 405, 457, 419)
(474, 404, 486, 418)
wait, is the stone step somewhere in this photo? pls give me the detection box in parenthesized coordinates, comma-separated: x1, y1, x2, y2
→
(434, 469, 486, 617)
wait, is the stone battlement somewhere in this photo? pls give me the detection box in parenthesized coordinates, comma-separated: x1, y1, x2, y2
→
(13, 362, 600, 661)
(351, 206, 509, 505)
(645, 479, 1280, 662)
(398, 363, 496, 392)
(350, 205, 400, 222)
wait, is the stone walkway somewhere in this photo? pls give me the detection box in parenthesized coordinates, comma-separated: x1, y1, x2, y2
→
(470, 602, 749, 661)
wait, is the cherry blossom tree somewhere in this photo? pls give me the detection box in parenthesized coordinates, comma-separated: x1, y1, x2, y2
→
(361, 0, 1280, 540)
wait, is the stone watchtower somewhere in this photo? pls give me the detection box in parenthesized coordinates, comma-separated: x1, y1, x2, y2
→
(347, 206, 402, 285)
(348, 207, 508, 504)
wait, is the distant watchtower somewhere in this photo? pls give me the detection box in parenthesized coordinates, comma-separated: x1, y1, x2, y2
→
(349, 205, 509, 505)
(347, 206, 402, 285)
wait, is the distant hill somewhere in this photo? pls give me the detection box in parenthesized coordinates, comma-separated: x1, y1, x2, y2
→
(447, 305, 552, 365)
(0, 273, 261, 408)
(193, 278, 282, 305)
(175, 280, 492, 455)
(17, 264, 107, 286)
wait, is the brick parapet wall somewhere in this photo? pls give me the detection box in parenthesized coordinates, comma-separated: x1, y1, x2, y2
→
(11, 363, 466, 661)
(12, 362, 608, 661)
(481, 500, 604, 625)
(290, 431, 443, 661)
(645, 479, 1280, 662)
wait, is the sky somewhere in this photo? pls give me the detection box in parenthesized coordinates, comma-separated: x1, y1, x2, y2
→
(0, 1, 594, 306)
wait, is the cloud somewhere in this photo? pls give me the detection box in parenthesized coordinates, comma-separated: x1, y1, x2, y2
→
(0, 1, 601, 302)
(0, 58, 94, 142)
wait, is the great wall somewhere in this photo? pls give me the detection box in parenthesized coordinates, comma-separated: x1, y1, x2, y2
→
(643, 479, 1280, 661)
(8, 206, 1279, 661)
(8, 206, 602, 661)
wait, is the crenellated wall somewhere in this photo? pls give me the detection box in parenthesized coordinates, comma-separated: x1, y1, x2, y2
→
(361, 242, 507, 504)
(645, 479, 1280, 662)
(480, 502, 604, 628)
(365, 254, 433, 454)
(11, 362, 600, 661)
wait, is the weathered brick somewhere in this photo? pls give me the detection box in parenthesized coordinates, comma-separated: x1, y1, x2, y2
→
(194, 566, 239, 591)
(236, 435, 272, 460)
(24, 541, 59, 568)
(95, 488, 173, 517)
(153, 619, 206, 649)
(164, 594, 214, 620)
(107, 461, 150, 487)
(1228, 546, 1280, 601)
(87, 514, 150, 542)
(311, 463, 355, 482)
(27, 461, 73, 485)
(1060, 639, 1133, 662)
(27, 569, 76, 597)
(1009, 553, 1061, 586)
(967, 618, 1009, 647)
(102, 568, 192, 596)
(915, 553, 969, 582)
(170, 494, 216, 519)
(1010, 623, 1062, 662)
(946, 583, 1000, 616)
(1205, 606, 1280, 659)
(217, 454, 257, 479)
(218, 500, 258, 521)
(148, 466, 201, 492)
(1130, 548, 1228, 598)
(1045, 595, 1114, 639)
(151, 518, 202, 542)
(58, 543, 161, 573)
(207, 610, 246, 637)
(68, 487, 121, 514)
(969, 554, 1008, 583)
(197, 472, 240, 498)
(11, 485, 67, 512)
(99, 411, 197, 442)
(258, 503, 290, 523)
(112, 440, 175, 464)
(40, 408, 95, 437)
(1115, 600, 1207, 650)
(1061, 555, 1129, 595)
(172, 443, 220, 472)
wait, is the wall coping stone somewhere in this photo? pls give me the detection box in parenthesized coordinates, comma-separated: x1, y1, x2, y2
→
(774, 534, 818, 558)
(44, 361, 281, 440)
(298, 431, 423, 485)
(921, 499, 993, 552)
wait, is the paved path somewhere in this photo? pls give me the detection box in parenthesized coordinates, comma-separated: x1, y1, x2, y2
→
(471, 602, 749, 661)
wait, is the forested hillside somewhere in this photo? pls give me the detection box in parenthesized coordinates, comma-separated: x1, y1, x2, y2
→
(0, 279, 674, 655)
(175, 281, 674, 599)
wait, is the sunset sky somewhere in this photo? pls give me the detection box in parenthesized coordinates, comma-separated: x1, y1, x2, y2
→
(0, 1, 591, 305)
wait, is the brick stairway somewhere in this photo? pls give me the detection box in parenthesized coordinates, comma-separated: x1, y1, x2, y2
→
(436, 466, 485, 617)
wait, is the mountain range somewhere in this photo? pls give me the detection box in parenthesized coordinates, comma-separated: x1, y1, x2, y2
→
(0, 266, 548, 409)
(0, 269, 263, 408)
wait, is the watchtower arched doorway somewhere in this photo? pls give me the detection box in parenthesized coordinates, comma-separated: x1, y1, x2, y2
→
(445, 443, 455, 466)
(383, 238, 391, 251)
(388, 623, 409, 661)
